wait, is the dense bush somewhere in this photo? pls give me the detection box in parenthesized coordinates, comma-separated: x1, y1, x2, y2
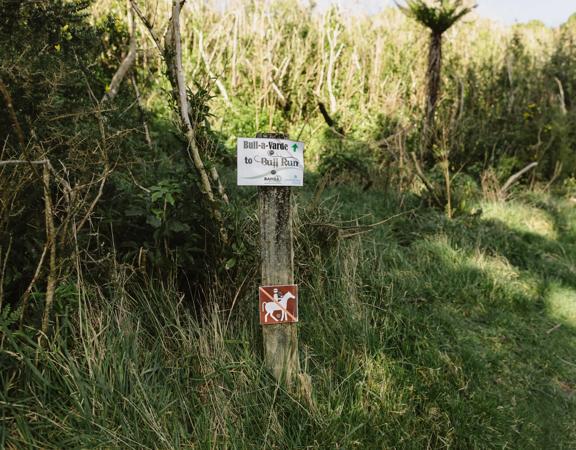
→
(0, 0, 225, 318)
(2, 1, 576, 447)
(1, 0, 575, 324)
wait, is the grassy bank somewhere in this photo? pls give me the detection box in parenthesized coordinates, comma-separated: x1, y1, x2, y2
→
(2, 187, 575, 449)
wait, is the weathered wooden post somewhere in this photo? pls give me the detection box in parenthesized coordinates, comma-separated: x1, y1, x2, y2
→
(237, 132, 304, 386)
(257, 132, 300, 384)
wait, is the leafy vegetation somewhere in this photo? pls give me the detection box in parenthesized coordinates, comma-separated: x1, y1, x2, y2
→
(2, 189, 576, 448)
(1, 0, 575, 447)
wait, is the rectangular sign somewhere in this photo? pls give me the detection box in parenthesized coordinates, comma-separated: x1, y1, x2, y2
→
(259, 284, 298, 325)
(237, 137, 304, 186)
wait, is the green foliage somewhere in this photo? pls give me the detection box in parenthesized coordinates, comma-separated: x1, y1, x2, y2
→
(0, 0, 230, 307)
(421, 165, 481, 214)
(2, 2, 576, 446)
(438, 30, 576, 182)
(0, 304, 23, 331)
(2, 191, 576, 448)
(318, 141, 374, 185)
(0, 0, 109, 302)
(397, 0, 476, 35)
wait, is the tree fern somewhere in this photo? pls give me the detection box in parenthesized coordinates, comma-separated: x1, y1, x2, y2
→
(397, 0, 476, 163)
(397, 0, 476, 35)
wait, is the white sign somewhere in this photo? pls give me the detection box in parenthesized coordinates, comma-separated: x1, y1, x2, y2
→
(237, 137, 304, 186)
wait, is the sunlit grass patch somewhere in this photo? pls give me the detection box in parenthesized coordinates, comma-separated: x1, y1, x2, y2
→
(404, 235, 540, 312)
(546, 283, 576, 327)
(360, 356, 407, 411)
(464, 249, 540, 302)
(3, 190, 576, 449)
(480, 201, 557, 240)
(466, 248, 518, 280)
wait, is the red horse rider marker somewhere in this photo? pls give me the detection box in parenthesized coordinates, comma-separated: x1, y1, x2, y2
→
(259, 285, 298, 325)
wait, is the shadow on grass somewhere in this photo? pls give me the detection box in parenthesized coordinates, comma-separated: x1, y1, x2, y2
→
(2, 187, 575, 449)
(296, 187, 576, 448)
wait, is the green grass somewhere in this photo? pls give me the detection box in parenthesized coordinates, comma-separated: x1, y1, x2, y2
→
(2, 187, 576, 448)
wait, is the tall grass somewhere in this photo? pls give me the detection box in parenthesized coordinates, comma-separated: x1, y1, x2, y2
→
(2, 2, 576, 447)
(2, 189, 575, 448)
(130, 3, 541, 117)
(100, 0, 576, 184)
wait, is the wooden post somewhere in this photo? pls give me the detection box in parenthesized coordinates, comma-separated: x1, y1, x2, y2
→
(258, 132, 300, 385)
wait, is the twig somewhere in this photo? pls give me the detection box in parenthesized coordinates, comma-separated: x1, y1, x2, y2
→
(0, 81, 44, 180)
(130, 74, 153, 149)
(210, 166, 229, 205)
(0, 159, 50, 166)
(270, 78, 286, 107)
(75, 164, 112, 233)
(225, 269, 253, 330)
(0, 235, 12, 311)
(318, 101, 345, 137)
(129, 0, 163, 52)
(128, 168, 151, 193)
(1, 135, 8, 160)
(0, 77, 26, 151)
(46, 108, 115, 122)
(41, 164, 57, 337)
(0, 159, 72, 196)
(101, 0, 138, 103)
(20, 239, 48, 326)
(499, 162, 538, 197)
(9, 158, 68, 331)
(557, 356, 576, 367)
(409, 152, 443, 209)
(544, 162, 562, 192)
(356, 209, 416, 230)
(197, 30, 232, 107)
(554, 77, 567, 115)
(339, 210, 416, 238)
(305, 209, 416, 239)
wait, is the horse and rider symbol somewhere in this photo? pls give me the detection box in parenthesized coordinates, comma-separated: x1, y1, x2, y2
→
(259, 285, 298, 324)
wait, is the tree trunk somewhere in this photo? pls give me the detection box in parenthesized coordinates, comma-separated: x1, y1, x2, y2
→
(422, 31, 442, 162)
(165, 0, 228, 244)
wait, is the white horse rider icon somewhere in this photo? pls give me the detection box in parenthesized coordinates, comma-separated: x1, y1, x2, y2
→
(262, 289, 296, 322)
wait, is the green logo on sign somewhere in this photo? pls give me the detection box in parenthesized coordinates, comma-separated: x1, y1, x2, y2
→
(291, 143, 298, 152)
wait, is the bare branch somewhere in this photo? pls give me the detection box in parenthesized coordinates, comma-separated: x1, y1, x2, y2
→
(129, 0, 163, 52)
(0, 235, 12, 311)
(130, 74, 153, 148)
(554, 77, 567, 115)
(198, 30, 232, 107)
(41, 164, 57, 336)
(75, 164, 112, 233)
(409, 152, 444, 209)
(500, 162, 538, 196)
(0, 159, 50, 166)
(19, 243, 48, 325)
(101, 0, 138, 103)
(0, 78, 26, 151)
(165, 0, 229, 242)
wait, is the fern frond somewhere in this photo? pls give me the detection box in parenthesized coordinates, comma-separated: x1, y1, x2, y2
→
(396, 0, 477, 34)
